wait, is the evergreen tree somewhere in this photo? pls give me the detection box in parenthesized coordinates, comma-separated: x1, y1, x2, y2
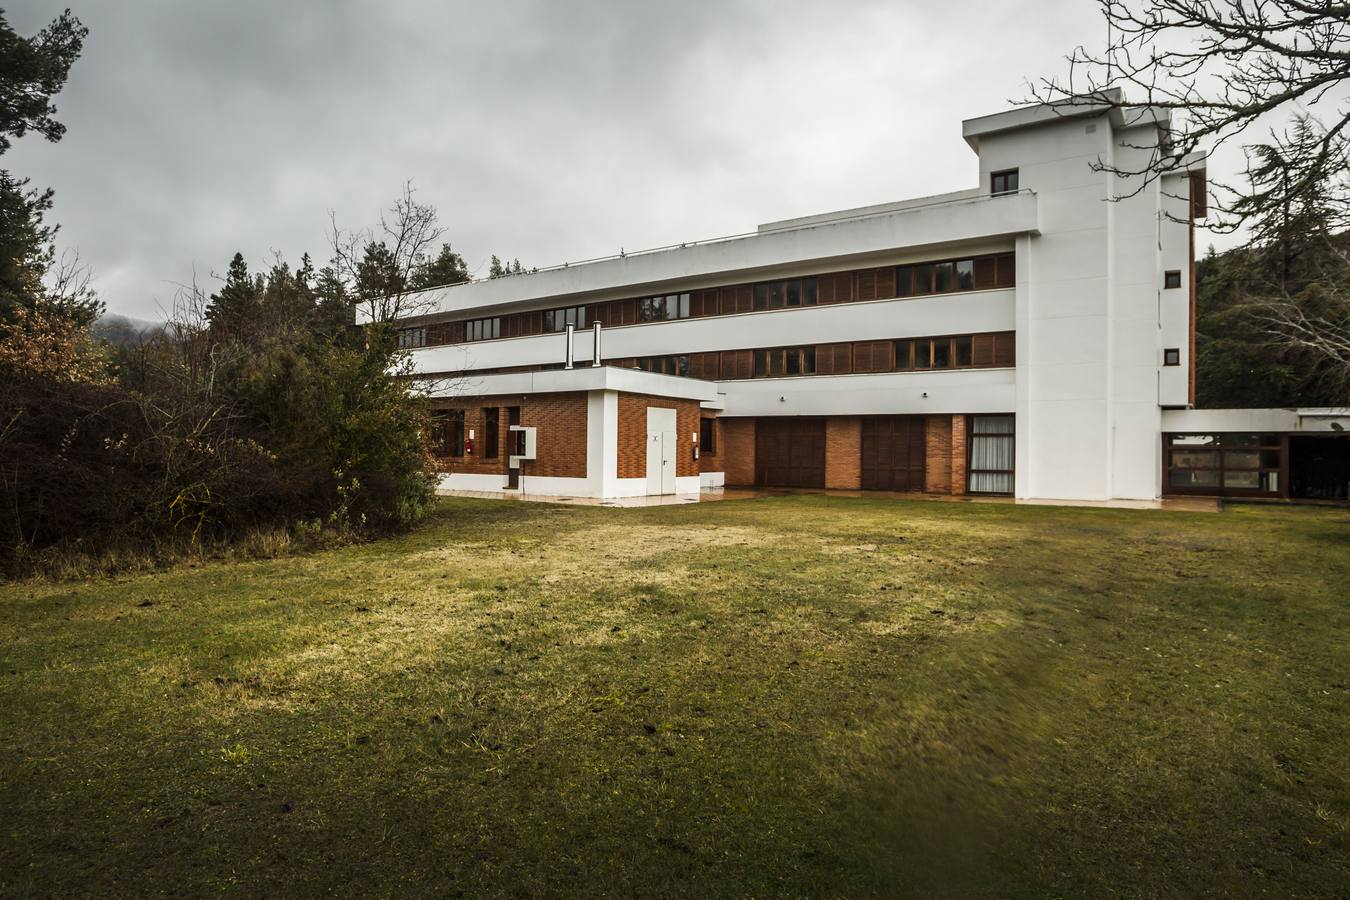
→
(0, 9, 96, 327)
(1196, 118, 1350, 407)
(206, 253, 262, 342)
(0, 9, 86, 151)
(488, 255, 525, 278)
(0, 171, 55, 324)
(311, 263, 355, 342)
(411, 243, 470, 289)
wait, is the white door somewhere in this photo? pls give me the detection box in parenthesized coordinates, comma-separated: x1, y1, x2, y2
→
(646, 407, 678, 495)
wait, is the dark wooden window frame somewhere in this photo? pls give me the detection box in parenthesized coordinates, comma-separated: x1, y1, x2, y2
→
(699, 418, 716, 454)
(398, 326, 426, 349)
(1163, 433, 1284, 497)
(543, 305, 586, 333)
(1163, 348, 1181, 366)
(1164, 270, 1182, 289)
(638, 293, 691, 323)
(754, 277, 819, 311)
(966, 414, 1015, 495)
(465, 317, 500, 342)
(753, 346, 817, 378)
(990, 169, 1019, 195)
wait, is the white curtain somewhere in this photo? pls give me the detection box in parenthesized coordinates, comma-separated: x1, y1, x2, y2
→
(969, 416, 1014, 493)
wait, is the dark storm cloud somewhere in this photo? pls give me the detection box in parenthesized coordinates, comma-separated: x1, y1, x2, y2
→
(11, 0, 1132, 319)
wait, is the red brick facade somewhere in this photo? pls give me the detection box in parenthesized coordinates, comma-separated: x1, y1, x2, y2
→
(429, 395, 987, 496)
(825, 417, 862, 489)
(925, 415, 953, 493)
(616, 393, 700, 479)
(721, 418, 757, 486)
(714, 413, 977, 494)
(951, 414, 968, 496)
(430, 392, 589, 479)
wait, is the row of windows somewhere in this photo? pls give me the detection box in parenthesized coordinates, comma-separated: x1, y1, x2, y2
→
(611, 332, 1016, 381)
(400, 252, 1017, 346)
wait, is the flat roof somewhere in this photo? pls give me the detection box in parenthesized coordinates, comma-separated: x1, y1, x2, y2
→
(424, 364, 723, 404)
(374, 190, 1038, 325)
(961, 89, 1171, 150)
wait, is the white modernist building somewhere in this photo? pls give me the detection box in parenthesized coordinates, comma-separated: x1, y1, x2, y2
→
(384, 91, 1349, 504)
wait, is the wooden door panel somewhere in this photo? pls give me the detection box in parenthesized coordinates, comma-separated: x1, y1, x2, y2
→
(755, 418, 824, 488)
(861, 416, 926, 491)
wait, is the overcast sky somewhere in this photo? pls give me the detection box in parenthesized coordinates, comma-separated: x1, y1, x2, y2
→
(11, 0, 1241, 321)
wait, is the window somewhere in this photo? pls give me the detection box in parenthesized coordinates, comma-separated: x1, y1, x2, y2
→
(934, 261, 956, 293)
(912, 264, 935, 295)
(466, 317, 500, 341)
(913, 339, 932, 369)
(482, 407, 499, 458)
(700, 418, 716, 453)
(544, 305, 586, 332)
(754, 279, 817, 311)
(1164, 348, 1181, 366)
(991, 168, 1019, 195)
(932, 338, 952, 368)
(1166, 433, 1281, 494)
(895, 267, 913, 297)
(397, 327, 426, 349)
(894, 339, 914, 370)
(637, 355, 688, 376)
(954, 335, 973, 367)
(1164, 270, 1182, 289)
(753, 347, 815, 377)
(955, 259, 974, 290)
(786, 347, 815, 375)
(430, 409, 465, 457)
(638, 294, 690, 322)
(968, 415, 1014, 493)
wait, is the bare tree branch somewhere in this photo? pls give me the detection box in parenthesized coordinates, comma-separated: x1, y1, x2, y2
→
(328, 180, 446, 326)
(1031, 0, 1350, 232)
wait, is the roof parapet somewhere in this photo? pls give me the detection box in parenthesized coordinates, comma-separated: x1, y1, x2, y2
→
(962, 89, 1172, 151)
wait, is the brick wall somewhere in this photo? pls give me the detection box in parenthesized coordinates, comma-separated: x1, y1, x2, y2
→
(950, 414, 967, 496)
(430, 392, 589, 479)
(825, 416, 862, 489)
(721, 418, 757, 486)
(924, 415, 953, 493)
(616, 393, 700, 479)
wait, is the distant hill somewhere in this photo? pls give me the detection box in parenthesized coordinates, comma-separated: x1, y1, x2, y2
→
(93, 314, 165, 347)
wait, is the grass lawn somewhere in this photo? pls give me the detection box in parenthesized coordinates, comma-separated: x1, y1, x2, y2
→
(2, 495, 1348, 897)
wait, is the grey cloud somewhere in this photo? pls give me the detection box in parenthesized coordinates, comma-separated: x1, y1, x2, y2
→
(7, 0, 1233, 320)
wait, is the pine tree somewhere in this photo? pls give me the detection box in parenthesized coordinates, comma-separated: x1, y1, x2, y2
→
(206, 252, 262, 341)
(411, 243, 470, 289)
(0, 9, 96, 327)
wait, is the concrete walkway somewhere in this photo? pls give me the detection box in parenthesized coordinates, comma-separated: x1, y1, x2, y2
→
(435, 486, 1221, 511)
